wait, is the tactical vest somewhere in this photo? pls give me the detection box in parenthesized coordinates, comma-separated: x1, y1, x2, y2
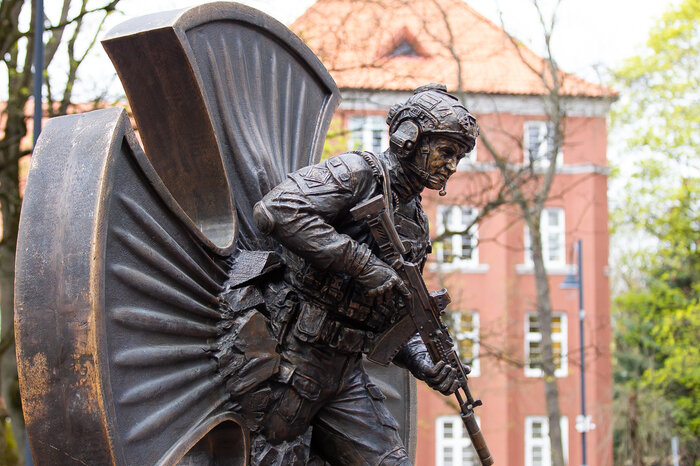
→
(283, 151, 431, 353)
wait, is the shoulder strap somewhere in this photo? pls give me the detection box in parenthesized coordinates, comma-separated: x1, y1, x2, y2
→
(353, 151, 394, 214)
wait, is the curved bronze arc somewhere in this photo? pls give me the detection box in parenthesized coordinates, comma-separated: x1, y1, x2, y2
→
(173, 2, 340, 166)
(102, 2, 340, 254)
(103, 14, 236, 256)
(16, 108, 248, 465)
(16, 108, 130, 465)
(160, 412, 249, 465)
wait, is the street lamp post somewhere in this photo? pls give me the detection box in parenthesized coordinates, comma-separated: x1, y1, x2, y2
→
(33, 0, 44, 144)
(560, 239, 593, 466)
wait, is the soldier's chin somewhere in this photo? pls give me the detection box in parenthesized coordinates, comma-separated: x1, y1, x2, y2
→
(425, 176, 445, 190)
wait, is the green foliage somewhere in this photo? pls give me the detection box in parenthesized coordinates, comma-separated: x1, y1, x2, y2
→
(321, 117, 350, 160)
(0, 417, 19, 466)
(611, 0, 699, 463)
(613, 182, 700, 462)
(612, 0, 699, 164)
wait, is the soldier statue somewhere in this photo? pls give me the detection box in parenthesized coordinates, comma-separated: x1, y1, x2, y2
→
(250, 83, 480, 465)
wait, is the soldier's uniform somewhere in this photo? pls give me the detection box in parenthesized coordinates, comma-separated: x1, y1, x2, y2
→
(251, 83, 479, 465)
(253, 148, 428, 465)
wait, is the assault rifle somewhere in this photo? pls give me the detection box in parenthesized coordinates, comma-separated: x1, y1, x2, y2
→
(351, 194, 494, 465)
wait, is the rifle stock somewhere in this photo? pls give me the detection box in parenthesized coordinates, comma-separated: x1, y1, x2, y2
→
(351, 194, 494, 465)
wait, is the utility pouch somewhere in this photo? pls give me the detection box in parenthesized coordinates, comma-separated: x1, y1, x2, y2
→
(365, 382, 399, 430)
(290, 372, 322, 401)
(294, 302, 327, 342)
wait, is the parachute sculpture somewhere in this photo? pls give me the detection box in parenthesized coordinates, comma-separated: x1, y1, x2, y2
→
(15, 3, 414, 465)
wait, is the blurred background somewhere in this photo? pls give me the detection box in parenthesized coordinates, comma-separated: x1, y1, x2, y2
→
(0, 0, 696, 464)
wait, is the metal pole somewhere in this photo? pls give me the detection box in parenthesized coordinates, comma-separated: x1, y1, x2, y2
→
(26, 3, 44, 463)
(32, 0, 44, 145)
(577, 239, 587, 466)
(672, 436, 679, 466)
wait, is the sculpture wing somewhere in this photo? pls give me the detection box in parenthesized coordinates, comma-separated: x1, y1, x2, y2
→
(102, 2, 341, 251)
(16, 109, 247, 465)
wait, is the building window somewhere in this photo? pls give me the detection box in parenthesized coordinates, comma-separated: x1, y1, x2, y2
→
(436, 415, 479, 466)
(525, 312, 567, 377)
(452, 310, 480, 376)
(524, 121, 561, 168)
(525, 416, 569, 466)
(435, 205, 478, 267)
(348, 116, 388, 154)
(524, 208, 565, 268)
(456, 143, 477, 171)
(388, 39, 420, 57)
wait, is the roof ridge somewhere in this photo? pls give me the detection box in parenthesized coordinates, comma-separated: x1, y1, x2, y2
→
(290, 0, 613, 97)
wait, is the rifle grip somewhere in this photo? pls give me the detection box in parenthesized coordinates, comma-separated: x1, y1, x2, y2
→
(462, 411, 494, 465)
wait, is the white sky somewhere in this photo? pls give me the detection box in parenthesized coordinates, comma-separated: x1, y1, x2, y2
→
(67, 0, 675, 102)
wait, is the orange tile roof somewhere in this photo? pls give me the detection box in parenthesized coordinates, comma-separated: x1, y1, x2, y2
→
(291, 0, 612, 98)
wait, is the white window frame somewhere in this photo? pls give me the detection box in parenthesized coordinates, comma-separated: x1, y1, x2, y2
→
(453, 310, 480, 377)
(436, 415, 480, 466)
(456, 142, 477, 171)
(524, 121, 562, 168)
(435, 205, 479, 268)
(524, 312, 568, 378)
(525, 416, 569, 466)
(524, 208, 566, 268)
(348, 116, 389, 154)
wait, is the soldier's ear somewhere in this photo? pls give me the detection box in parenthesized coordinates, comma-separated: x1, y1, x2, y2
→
(390, 120, 420, 158)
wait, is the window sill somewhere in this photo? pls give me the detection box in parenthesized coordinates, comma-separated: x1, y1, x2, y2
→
(516, 263, 575, 276)
(524, 370, 568, 378)
(429, 263, 490, 274)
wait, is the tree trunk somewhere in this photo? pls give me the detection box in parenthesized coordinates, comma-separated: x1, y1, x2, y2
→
(0, 155, 25, 462)
(629, 390, 644, 466)
(528, 214, 566, 466)
(0, 40, 31, 461)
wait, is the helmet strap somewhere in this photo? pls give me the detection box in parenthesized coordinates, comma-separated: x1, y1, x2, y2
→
(402, 139, 432, 186)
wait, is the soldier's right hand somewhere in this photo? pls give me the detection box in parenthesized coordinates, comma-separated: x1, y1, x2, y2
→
(355, 255, 410, 304)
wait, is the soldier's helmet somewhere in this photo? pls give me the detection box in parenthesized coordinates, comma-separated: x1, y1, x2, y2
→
(386, 83, 479, 158)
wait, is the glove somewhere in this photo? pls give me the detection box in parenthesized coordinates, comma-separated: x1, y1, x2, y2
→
(354, 255, 410, 304)
(395, 335, 471, 396)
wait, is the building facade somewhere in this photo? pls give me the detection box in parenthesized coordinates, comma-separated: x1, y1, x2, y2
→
(292, 1, 614, 464)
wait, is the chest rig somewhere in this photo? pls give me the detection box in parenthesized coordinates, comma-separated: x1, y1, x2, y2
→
(286, 151, 430, 353)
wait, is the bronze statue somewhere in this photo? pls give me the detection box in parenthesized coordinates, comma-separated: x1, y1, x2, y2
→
(250, 83, 488, 465)
(14, 3, 490, 465)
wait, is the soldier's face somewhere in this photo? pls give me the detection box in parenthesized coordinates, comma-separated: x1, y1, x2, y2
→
(424, 136, 467, 190)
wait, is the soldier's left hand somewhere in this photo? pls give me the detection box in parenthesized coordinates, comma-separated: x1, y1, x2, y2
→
(408, 353, 471, 396)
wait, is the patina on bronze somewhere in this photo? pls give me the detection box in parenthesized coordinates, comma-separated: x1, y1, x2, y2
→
(15, 2, 487, 465)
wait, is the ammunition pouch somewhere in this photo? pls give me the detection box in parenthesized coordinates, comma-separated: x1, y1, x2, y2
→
(293, 301, 377, 354)
(282, 258, 403, 354)
(286, 262, 395, 331)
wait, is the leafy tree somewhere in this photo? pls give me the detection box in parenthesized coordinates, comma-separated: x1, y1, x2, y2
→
(0, 0, 121, 461)
(613, 182, 699, 465)
(611, 0, 699, 463)
(444, 2, 574, 463)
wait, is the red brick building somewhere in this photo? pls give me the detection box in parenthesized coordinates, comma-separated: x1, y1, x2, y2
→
(292, 1, 615, 465)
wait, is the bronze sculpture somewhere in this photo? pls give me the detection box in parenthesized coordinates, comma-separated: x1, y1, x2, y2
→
(251, 83, 490, 465)
(15, 2, 490, 465)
